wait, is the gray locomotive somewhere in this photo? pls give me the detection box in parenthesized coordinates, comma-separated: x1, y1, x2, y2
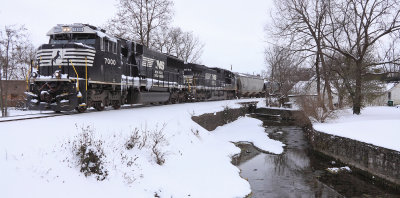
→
(26, 24, 264, 112)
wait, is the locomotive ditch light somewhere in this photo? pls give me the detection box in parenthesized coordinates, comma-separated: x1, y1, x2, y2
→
(31, 72, 38, 78)
(54, 70, 61, 79)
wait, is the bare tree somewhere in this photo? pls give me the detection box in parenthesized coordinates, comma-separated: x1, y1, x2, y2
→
(270, 0, 335, 110)
(0, 25, 35, 117)
(176, 31, 204, 63)
(265, 45, 305, 97)
(324, 0, 400, 114)
(105, 0, 174, 47)
(378, 34, 400, 80)
(153, 27, 204, 63)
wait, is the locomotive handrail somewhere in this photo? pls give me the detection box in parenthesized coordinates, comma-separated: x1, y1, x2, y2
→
(85, 56, 88, 91)
(37, 56, 41, 71)
(26, 60, 32, 91)
(69, 59, 80, 92)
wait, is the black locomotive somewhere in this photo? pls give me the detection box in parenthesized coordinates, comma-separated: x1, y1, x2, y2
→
(26, 24, 264, 112)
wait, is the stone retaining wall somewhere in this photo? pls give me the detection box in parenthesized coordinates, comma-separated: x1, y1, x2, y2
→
(304, 127, 400, 187)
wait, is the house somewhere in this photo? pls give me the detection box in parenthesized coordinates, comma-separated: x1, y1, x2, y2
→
(288, 78, 338, 108)
(372, 82, 400, 106)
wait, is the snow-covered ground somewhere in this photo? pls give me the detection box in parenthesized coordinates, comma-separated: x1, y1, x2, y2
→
(0, 98, 284, 198)
(313, 106, 400, 152)
(1, 108, 52, 117)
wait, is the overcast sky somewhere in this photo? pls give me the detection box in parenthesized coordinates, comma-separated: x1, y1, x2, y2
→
(0, 0, 273, 74)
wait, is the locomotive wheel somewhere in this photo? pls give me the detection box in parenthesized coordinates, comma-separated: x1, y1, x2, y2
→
(113, 104, 121, 109)
(94, 103, 105, 111)
(112, 101, 121, 110)
(76, 106, 87, 113)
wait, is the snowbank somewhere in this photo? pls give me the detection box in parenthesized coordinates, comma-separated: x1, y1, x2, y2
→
(0, 98, 281, 198)
(313, 106, 400, 152)
(213, 117, 285, 154)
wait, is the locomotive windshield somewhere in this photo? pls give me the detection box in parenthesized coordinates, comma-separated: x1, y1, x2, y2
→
(49, 33, 96, 46)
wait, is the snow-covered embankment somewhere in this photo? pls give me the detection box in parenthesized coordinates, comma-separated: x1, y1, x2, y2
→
(0, 98, 284, 198)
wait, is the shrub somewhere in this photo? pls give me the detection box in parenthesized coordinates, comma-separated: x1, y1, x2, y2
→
(150, 124, 168, 165)
(125, 124, 168, 165)
(191, 128, 200, 138)
(125, 128, 141, 150)
(221, 105, 247, 124)
(222, 105, 234, 124)
(72, 125, 108, 181)
(297, 96, 336, 123)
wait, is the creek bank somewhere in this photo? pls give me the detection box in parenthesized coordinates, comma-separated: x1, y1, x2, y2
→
(256, 107, 400, 193)
(192, 102, 257, 131)
(192, 106, 400, 196)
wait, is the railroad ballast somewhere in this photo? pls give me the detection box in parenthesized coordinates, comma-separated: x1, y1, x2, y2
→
(26, 23, 266, 112)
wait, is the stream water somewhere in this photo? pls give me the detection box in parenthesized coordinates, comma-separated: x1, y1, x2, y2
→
(232, 117, 400, 198)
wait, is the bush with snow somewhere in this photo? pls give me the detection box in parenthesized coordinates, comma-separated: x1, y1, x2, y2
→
(125, 124, 169, 165)
(125, 128, 144, 150)
(72, 125, 108, 181)
(149, 124, 168, 165)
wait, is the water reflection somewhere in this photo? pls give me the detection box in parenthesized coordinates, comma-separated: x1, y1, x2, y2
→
(233, 117, 400, 198)
(233, 125, 344, 198)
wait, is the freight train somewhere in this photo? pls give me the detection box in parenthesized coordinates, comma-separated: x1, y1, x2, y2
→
(26, 23, 265, 112)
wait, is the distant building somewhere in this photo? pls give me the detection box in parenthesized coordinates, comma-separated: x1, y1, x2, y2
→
(372, 82, 400, 106)
(288, 78, 338, 108)
(1, 80, 26, 107)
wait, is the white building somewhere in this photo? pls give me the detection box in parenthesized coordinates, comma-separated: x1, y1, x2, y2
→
(372, 82, 400, 106)
(288, 78, 338, 107)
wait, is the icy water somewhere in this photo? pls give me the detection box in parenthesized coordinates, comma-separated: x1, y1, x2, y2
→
(232, 118, 400, 198)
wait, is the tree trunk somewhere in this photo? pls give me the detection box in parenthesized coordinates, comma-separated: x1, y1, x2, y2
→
(0, 73, 4, 117)
(3, 39, 9, 117)
(353, 62, 362, 115)
(4, 80, 8, 116)
(320, 55, 334, 110)
(315, 53, 325, 111)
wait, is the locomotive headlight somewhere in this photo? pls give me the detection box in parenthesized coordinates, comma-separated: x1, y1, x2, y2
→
(62, 27, 71, 32)
(31, 72, 38, 78)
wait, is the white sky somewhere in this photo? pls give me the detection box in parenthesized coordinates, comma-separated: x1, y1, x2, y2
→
(0, 0, 273, 74)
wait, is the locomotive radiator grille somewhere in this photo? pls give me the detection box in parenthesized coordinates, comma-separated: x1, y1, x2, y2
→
(35, 48, 96, 67)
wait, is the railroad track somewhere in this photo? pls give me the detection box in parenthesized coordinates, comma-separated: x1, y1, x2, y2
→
(0, 104, 146, 123)
(0, 99, 262, 123)
(0, 112, 75, 123)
